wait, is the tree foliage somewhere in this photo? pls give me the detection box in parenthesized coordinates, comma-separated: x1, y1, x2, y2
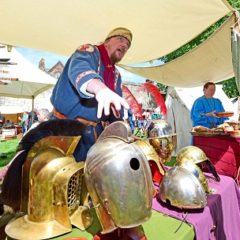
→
(159, 0, 240, 98)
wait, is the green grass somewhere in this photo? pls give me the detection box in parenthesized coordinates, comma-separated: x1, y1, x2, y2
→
(0, 139, 19, 167)
(0, 138, 177, 168)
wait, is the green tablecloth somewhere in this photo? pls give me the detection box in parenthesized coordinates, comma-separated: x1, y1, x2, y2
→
(49, 210, 194, 240)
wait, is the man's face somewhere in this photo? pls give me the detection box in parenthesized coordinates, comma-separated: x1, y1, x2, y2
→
(106, 36, 130, 64)
(204, 85, 216, 97)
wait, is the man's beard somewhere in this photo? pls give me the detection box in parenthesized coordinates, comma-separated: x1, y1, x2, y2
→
(110, 52, 122, 64)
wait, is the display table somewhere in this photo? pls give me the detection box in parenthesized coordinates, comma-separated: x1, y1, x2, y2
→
(48, 210, 194, 240)
(5, 175, 240, 240)
(7, 175, 240, 240)
(193, 135, 240, 182)
(153, 174, 240, 240)
(6, 210, 194, 240)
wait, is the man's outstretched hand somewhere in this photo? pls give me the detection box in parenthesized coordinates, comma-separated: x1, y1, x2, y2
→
(87, 79, 129, 119)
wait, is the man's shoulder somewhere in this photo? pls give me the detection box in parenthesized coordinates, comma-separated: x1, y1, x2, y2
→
(76, 44, 96, 53)
(193, 96, 204, 103)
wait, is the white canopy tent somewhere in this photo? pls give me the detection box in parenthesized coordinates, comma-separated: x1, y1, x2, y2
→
(121, 14, 237, 87)
(0, 45, 56, 115)
(0, 0, 233, 65)
(0, 106, 26, 115)
(0, 45, 56, 99)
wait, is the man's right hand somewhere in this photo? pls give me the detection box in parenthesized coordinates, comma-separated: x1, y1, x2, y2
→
(205, 111, 217, 117)
(86, 79, 129, 119)
(95, 88, 129, 118)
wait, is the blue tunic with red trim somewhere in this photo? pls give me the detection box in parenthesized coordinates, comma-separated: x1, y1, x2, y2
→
(50, 44, 123, 161)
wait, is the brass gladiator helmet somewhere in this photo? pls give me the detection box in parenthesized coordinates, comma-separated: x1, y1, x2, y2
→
(135, 140, 165, 184)
(176, 145, 208, 164)
(175, 146, 220, 182)
(84, 121, 154, 234)
(5, 136, 91, 240)
(147, 119, 177, 163)
(158, 166, 207, 209)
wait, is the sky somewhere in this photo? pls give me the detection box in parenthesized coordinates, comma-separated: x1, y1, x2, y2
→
(17, 47, 68, 69)
(16, 47, 163, 83)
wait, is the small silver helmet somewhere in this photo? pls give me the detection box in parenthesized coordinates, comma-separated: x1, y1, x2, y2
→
(84, 121, 154, 234)
(175, 157, 210, 193)
(147, 120, 177, 163)
(158, 166, 207, 209)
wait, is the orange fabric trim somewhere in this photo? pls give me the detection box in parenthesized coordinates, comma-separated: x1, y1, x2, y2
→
(52, 109, 98, 127)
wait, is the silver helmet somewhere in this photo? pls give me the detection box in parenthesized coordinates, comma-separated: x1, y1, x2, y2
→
(158, 166, 207, 209)
(84, 121, 154, 233)
(147, 120, 177, 163)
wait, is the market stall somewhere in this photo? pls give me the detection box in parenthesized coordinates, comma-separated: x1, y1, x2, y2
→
(0, 1, 239, 240)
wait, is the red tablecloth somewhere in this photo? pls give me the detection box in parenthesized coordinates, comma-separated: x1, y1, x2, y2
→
(193, 135, 240, 182)
(153, 174, 240, 240)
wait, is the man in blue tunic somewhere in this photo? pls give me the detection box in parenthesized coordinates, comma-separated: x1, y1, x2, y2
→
(51, 27, 131, 161)
(190, 82, 228, 128)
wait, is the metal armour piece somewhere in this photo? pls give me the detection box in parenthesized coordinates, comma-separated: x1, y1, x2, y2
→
(135, 140, 165, 184)
(176, 145, 208, 164)
(148, 119, 174, 138)
(84, 122, 154, 234)
(175, 158, 210, 193)
(176, 145, 220, 182)
(147, 120, 177, 163)
(5, 136, 91, 240)
(159, 166, 207, 209)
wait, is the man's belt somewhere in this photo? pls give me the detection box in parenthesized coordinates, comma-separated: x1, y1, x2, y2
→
(52, 109, 98, 127)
